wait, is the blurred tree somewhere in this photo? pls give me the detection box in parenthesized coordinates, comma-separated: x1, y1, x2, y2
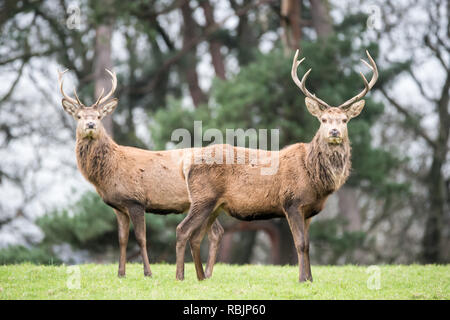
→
(372, 0, 449, 263)
(200, 0, 226, 80)
(181, 1, 207, 107)
(310, 0, 333, 38)
(92, 0, 115, 136)
(281, 0, 302, 51)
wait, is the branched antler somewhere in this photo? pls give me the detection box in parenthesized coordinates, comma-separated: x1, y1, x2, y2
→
(337, 50, 378, 109)
(58, 69, 80, 106)
(291, 49, 378, 109)
(291, 49, 333, 109)
(95, 69, 117, 106)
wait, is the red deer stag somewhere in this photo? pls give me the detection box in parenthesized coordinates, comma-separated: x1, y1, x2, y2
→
(175, 49, 378, 282)
(58, 69, 224, 278)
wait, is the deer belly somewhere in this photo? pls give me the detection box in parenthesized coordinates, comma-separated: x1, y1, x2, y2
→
(221, 198, 283, 221)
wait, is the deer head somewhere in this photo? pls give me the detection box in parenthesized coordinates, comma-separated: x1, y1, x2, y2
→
(58, 69, 118, 139)
(291, 49, 378, 145)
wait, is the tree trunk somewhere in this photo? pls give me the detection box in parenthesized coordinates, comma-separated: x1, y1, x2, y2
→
(281, 0, 302, 51)
(276, 219, 297, 265)
(180, 1, 207, 107)
(229, 0, 256, 66)
(309, 0, 333, 38)
(200, 0, 226, 80)
(337, 187, 361, 231)
(422, 74, 450, 263)
(94, 24, 114, 137)
(422, 160, 446, 262)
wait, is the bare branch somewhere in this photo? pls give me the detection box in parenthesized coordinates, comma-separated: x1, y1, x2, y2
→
(0, 48, 58, 66)
(424, 35, 449, 72)
(0, 60, 26, 104)
(407, 68, 439, 103)
(379, 87, 437, 149)
(128, 0, 276, 95)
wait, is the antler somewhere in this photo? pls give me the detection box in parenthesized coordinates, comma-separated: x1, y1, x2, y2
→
(291, 49, 333, 109)
(337, 50, 378, 109)
(95, 69, 117, 106)
(58, 69, 81, 106)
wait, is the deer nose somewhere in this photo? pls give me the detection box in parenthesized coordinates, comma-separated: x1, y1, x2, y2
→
(330, 129, 340, 137)
(87, 122, 95, 129)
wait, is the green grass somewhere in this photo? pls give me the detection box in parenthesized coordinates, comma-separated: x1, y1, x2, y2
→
(0, 263, 448, 299)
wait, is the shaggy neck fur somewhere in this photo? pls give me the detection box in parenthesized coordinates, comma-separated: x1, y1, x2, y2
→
(75, 126, 118, 186)
(305, 133, 351, 195)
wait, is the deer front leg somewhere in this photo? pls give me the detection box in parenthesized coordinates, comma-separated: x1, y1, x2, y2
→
(114, 209, 130, 277)
(284, 204, 312, 282)
(128, 205, 152, 277)
(304, 218, 312, 281)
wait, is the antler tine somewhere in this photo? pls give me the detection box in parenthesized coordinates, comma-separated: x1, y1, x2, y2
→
(338, 50, 378, 109)
(94, 87, 105, 106)
(57, 69, 78, 105)
(97, 68, 117, 106)
(291, 49, 333, 109)
(73, 87, 83, 105)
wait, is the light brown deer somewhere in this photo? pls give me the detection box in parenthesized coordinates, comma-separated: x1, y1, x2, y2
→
(58, 69, 224, 278)
(175, 49, 378, 282)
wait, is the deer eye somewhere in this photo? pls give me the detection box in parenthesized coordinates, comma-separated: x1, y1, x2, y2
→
(321, 118, 327, 123)
(77, 115, 81, 119)
(342, 118, 347, 123)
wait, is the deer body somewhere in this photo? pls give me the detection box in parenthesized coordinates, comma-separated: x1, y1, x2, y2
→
(75, 127, 189, 214)
(175, 49, 377, 282)
(184, 141, 349, 220)
(58, 70, 224, 278)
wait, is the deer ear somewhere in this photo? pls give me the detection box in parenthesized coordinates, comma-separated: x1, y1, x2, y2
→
(99, 98, 118, 117)
(305, 97, 323, 118)
(345, 100, 365, 119)
(62, 98, 78, 116)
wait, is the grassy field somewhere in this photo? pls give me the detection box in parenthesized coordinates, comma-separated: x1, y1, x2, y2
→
(0, 263, 448, 300)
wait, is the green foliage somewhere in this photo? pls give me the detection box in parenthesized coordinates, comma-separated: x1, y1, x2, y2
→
(0, 246, 61, 265)
(309, 217, 366, 264)
(37, 192, 117, 251)
(34, 191, 184, 263)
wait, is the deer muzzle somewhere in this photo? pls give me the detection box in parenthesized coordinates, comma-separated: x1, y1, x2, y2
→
(328, 129, 343, 144)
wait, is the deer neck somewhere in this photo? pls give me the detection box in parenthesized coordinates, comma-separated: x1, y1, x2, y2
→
(305, 133, 351, 195)
(75, 126, 118, 186)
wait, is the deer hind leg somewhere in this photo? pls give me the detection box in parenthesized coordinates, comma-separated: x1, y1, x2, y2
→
(128, 205, 152, 277)
(205, 215, 224, 279)
(176, 199, 217, 281)
(114, 209, 130, 277)
(188, 209, 222, 280)
(189, 219, 209, 280)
